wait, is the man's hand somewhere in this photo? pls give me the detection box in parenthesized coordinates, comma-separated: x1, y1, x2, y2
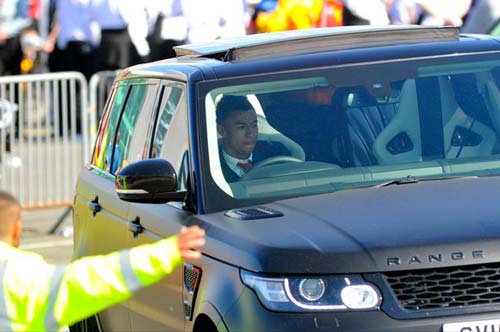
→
(177, 226, 206, 260)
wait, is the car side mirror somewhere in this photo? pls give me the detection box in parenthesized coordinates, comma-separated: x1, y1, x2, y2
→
(115, 159, 186, 204)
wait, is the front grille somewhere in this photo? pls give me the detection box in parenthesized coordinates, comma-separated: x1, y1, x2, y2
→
(385, 263, 500, 311)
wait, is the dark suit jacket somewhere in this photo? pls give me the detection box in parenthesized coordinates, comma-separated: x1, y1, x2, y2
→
(219, 140, 291, 182)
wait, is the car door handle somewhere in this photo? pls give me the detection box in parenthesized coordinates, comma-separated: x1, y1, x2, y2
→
(128, 217, 143, 238)
(88, 197, 101, 216)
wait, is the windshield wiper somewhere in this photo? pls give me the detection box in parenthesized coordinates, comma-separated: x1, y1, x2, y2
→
(373, 175, 419, 188)
(373, 175, 478, 188)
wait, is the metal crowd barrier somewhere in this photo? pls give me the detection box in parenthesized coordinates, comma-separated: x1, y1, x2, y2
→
(0, 71, 93, 209)
(89, 70, 118, 126)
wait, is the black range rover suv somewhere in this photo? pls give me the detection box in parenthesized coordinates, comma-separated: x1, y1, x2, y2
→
(73, 25, 500, 332)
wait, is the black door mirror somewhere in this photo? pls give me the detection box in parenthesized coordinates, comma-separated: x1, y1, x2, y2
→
(115, 159, 186, 203)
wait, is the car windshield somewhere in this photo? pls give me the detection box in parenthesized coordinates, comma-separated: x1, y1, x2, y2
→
(200, 52, 500, 203)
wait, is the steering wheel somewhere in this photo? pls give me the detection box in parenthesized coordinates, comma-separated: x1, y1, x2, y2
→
(251, 156, 303, 169)
(237, 156, 303, 182)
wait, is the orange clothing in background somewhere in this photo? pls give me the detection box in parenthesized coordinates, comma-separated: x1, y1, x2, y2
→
(256, 0, 323, 32)
(319, 0, 343, 28)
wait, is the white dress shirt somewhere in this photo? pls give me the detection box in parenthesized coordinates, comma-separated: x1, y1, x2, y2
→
(179, 0, 246, 43)
(55, 0, 96, 49)
(0, 0, 32, 39)
(91, 0, 150, 57)
(222, 149, 253, 177)
(341, 0, 390, 25)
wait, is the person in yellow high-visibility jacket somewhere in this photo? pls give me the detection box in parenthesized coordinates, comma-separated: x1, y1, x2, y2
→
(0, 191, 206, 332)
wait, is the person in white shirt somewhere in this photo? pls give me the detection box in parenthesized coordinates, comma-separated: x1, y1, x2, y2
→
(147, 0, 187, 61)
(46, 0, 97, 79)
(179, 0, 246, 44)
(340, 0, 390, 26)
(462, 0, 500, 34)
(389, 0, 472, 26)
(0, 0, 32, 75)
(91, 0, 149, 70)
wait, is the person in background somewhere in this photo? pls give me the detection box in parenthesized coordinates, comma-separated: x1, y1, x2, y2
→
(45, 0, 98, 79)
(416, 0, 472, 26)
(255, 0, 323, 32)
(389, 0, 472, 26)
(340, 0, 389, 25)
(180, 0, 247, 44)
(0, 191, 205, 332)
(90, 0, 149, 70)
(0, 0, 32, 75)
(27, 0, 40, 21)
(462, 0, 500, 34)
(248, 0, 277, 33)
(147, 0, 187, 61)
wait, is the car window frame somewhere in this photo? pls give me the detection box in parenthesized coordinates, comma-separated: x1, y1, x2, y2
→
(196, 51, 500, 213)
(111, 79, 161, 174)
(90, 78, 162, 176)
(90, 81, 130, 175)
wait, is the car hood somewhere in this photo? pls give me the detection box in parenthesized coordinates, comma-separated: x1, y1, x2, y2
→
(197, 176, 500, 274)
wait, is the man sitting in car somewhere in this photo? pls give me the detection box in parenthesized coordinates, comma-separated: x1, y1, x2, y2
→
(216, 95, 290, 182)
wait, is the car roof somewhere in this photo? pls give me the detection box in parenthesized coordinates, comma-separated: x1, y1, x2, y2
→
(174, 25, 459, 61)
(121, 26, 500, 82)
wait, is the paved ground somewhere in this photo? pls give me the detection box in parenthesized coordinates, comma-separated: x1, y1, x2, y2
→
(2, 139, 85, 209)
(20, 206, 74, 264)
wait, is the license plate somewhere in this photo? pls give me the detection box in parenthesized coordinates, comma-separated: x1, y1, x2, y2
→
(443, 319, 500, 332)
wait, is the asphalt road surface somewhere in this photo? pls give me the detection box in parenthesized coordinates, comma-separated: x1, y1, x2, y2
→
(20, 206, 74, 264)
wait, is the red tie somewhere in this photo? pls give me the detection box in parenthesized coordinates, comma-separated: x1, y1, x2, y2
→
(237, 161, 253, 172)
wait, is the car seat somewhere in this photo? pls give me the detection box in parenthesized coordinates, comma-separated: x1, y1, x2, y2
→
(476, 70, 500, 136)
(255, 113, 306, 161)
(373, 77, 496, 164)
(246, 94, 306, 161)
(264, 100, 346, 164)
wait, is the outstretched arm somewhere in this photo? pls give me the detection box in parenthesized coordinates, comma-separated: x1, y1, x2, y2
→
(56, 225, 206, 328)
(2, 226, 205, 331)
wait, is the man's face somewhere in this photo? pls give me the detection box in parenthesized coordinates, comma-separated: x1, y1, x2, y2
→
(218, 110, 258, 159)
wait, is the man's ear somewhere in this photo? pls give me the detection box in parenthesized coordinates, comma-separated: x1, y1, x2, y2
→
(217, 124, 225, 137)
(11, 217, 22, 248)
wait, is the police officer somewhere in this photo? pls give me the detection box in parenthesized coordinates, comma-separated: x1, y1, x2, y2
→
(0, 191, 205, 332)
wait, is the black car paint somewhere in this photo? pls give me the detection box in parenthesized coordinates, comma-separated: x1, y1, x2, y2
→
(191, 176, 500, 274)
(73, 30, 500, 332)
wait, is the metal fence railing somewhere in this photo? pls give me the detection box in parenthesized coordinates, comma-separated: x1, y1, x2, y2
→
(0, 71, 99, 209)
(88, 70, 118, 140)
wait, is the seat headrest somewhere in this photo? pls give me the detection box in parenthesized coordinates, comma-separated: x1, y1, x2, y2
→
(334, 85, 401, 109)
(345, 88, 377, 107)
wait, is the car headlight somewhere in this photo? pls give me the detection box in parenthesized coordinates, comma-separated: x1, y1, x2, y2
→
(240, 270, 381, 312)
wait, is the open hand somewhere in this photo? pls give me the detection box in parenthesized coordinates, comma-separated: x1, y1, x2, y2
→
(177, 225, 206, 260)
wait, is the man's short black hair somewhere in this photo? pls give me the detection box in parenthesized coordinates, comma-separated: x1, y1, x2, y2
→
(216, 95, 254, 125)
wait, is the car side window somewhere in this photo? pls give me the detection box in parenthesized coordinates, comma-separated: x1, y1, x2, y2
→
(91, 84, 129, 171)
(151, 83, 188, 188)
(152, 85, 183, 158)
(112, 82, 160, 174)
